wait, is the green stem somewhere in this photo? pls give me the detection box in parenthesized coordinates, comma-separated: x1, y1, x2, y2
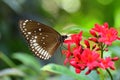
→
(99, 43, 113, 80)
(100, 43, 104, 58)
(106, 69, 113, 80)
(0, 52, 16, 67)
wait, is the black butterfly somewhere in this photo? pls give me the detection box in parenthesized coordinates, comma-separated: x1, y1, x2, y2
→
(19, 20, 67, 60)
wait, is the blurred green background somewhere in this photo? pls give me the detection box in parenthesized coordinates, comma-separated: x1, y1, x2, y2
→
(0, 0, 120, 80)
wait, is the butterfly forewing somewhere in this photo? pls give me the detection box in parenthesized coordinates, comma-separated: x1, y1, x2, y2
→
(19, 20, 61, 60)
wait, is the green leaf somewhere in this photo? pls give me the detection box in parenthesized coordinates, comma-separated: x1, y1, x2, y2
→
(86, 70, 100, 80)
(70, 66, 100, 80)
(0, 52, 16, 67)
(0, 68, 25, 77)
(41, 63, 90, 80)
(12, 52, 41, 71)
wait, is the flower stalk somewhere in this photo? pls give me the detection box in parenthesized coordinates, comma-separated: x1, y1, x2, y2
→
(106, 69, 113, 80)
(100, 43, 113, 80)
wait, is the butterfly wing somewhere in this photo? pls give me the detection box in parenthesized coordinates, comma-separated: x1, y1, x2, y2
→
(19, 20, 62, 60)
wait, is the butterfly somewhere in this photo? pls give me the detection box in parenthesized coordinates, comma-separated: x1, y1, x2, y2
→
(19, 19, 67, 60)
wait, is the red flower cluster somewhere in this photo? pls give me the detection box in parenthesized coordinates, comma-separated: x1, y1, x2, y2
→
(90, 23, 120, 45)
(62, 23, 119, 74)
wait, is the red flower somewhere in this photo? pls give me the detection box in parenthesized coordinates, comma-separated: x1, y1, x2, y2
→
(64, 31, 83, 48)
(92, 23, 108, 34)
(99, 57, 115, 70)
(81, 48, 100, 70)
(98, 28, 118, 45)
(91, 23, 119, 45)
(71, 31, 83, 46)
(92, 23, 108, 35)
(70, 58, 86, 73)
(73, 46, 82, 57)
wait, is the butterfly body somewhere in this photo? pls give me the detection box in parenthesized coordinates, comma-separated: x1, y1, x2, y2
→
(19, 20, 67, 60)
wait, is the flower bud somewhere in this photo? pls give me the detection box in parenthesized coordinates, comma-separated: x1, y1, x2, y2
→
(112, 57, 119, 61)
(75, 68, 81, 74)
(104, 48, 108, 51)
(85, 70, 91, 75)
(90, 30, 97, 37)
(89, 37, 98, 43)
(92, 44, 96, 50)
(84, 40, 90, 48)
(95, 48, 100, 51)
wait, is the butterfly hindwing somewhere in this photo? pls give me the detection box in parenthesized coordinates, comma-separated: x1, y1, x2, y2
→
(19, 20, 61, 60)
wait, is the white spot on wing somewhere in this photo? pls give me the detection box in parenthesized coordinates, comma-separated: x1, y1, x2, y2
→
(36, 53, 39, 56)
(40, 33, 42, 35)
(37, 47, 41, 52)
(33, 43, 38, 46)
(23, 26, 25, 28)
(26, 35, 28, 37)
(25, 20, 29, 22)
(40, 55, 43, 58)
(28, 32, 31, 34)
(43, 51, 47, 56)
(24, 29, 27, 31)
(32, 49, 34, 51)
(39, 48, 43, 53)
(33, 39, 36, 43)
(42, 37, 45, 39)
(39, 28, 42, 31)
(23, 22, 26, 26)
(41, 49, 45, 55)
(35, 36, 37, 39)
(45, 35, 48, 37)
(45, 51, 48, 57)
(35, 46, 39, 50)
(35, 51, 37, 54)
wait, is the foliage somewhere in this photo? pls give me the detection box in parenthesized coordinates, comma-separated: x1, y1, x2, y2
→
(0, 52, 48, 80)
